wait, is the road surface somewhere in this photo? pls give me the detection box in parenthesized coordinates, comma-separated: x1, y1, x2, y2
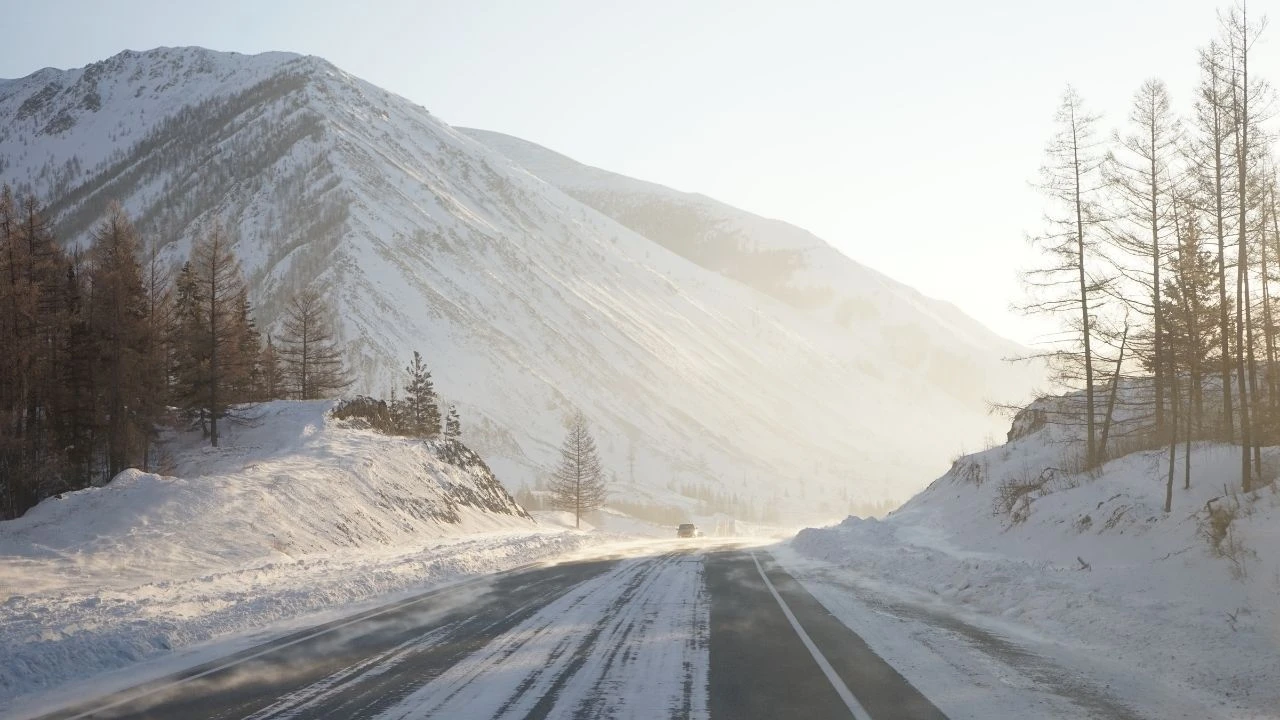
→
(33, 546, 946, 720)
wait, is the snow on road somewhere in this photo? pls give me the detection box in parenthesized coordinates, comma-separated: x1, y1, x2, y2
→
(375, 550, 709, 720)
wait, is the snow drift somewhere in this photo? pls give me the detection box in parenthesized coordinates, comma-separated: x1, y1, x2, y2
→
(790, 394, 1280, 718)
(0, 401, 596, 715)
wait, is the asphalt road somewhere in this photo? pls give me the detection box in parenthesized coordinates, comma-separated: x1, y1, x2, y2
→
(32, 547, 946, 720)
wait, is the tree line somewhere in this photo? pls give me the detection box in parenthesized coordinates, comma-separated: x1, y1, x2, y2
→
(329, 350, 462, 441)
(0, 188, 350, 519)
(1020, 3, 1277, 510)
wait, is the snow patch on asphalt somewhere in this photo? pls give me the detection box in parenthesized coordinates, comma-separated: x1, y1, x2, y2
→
(374, 551, 710, 720)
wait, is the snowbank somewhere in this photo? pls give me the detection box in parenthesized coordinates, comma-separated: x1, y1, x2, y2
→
(0, 401, 597, 716)
(792, 407, 1280, 718)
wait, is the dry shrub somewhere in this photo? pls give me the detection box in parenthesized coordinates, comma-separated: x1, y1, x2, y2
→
(993, 465, 1069, 524)
(952, 457, 987, 487)
(1199, 490, 1255, 581)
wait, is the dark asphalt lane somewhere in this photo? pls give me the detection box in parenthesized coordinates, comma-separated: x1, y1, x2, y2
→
(31, 548, 948, 720)
(706, 550, 947, 720)
(33, 557, 623, 720)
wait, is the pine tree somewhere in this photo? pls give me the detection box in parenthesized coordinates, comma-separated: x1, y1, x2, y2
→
(279, 287, 350, 400)
(401, 351, 440, 437)
(549, 413, 607, 529)
(444, 405, 461, 439)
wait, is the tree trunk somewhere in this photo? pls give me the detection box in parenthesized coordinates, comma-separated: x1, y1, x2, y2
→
(1149, 119, 1165, 438)
(1099, 322, 1129, 461)
(1072, 110, 1097, 467)
(1235, 15, 1253, 491)
(1165, 375, 1179, 513)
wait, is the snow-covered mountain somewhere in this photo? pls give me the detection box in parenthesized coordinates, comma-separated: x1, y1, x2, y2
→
(459, 128, 1032, 414)
(0, 47, 1036, 516)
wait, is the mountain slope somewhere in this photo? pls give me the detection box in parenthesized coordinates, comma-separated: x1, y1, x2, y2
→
(460, 128, 1038, 413)
(0, 47, 1034, 516)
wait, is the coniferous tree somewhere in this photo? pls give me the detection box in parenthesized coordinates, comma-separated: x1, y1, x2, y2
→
(401, 351, 440, 437)
(1189, 39, 1239, 442)
(549, 413, 607, 529)
(279, 287, 350, 400)
(1222, 3, 1268, 490)
(229, 290, 262, 403)
(86, 203, 156, 478)
(179, 224, 250, 446)
(259, 336, 283, 400)
(141, 238, 174, 466)
(1104, 78, 1183, 436)
(444, 405, 461, 439)
(58, 260, 96, 490)
(1018, 87, 1110, 467)
(0, 190, 73, 513)
(1162, 204, 1221, 435)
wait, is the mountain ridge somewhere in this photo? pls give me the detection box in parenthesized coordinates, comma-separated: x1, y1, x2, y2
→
(0, 46, 1037, 515)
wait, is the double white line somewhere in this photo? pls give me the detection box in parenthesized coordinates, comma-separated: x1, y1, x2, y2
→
(751, 551, 873, 720)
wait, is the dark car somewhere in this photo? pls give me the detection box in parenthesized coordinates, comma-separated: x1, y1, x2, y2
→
(677, 523, 697, 538)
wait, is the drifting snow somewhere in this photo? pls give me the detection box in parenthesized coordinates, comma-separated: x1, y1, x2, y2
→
(0, 401, 600, 717)
(788, 400, 1280, 719)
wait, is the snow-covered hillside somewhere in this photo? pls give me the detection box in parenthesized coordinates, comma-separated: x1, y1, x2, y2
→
(0, 47, 1037, 515)
(0, 401, 596, 715)
(788, 396, 1280, 718)
(461, 128, 1039, 415)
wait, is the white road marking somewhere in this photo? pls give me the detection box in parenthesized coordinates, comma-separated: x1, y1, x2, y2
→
(751, 551, 874, 720)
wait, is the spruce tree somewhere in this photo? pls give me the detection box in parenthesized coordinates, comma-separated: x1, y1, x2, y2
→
(401, 351, 440, 437)
(444, 405, 461, 439)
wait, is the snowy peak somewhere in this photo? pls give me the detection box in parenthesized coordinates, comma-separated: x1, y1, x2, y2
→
(1, 47, 1036, 514)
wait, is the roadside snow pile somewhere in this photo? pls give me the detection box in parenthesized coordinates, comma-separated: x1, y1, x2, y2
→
(0, 400, 596, 715)
(794, 399, 1280, 717)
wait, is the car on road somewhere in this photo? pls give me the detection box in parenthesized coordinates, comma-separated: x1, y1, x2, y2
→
(677, 523, 697, 538)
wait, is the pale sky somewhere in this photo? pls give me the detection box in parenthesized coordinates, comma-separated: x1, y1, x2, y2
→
(1, 1, 1275, 344)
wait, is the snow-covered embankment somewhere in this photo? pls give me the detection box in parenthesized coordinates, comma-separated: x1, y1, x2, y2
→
(789, 397, 1280, 718)
(0, 401, 592, 716)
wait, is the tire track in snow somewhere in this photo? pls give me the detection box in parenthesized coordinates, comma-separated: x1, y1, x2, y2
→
(242, 570, 600, 720)
(377, 556, 660, 718)
(562, 553, 709, 720)
(241, 625, 457, 719)
(374, 550, 709, 720)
